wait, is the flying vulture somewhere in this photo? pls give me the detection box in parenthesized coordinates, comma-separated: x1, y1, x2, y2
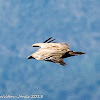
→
(27, 37, 85, 66)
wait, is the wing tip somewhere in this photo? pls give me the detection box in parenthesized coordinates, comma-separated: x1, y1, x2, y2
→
(43, 37, 56, 43)
(32, 43, 40, 47)
(58, 60, 67, 66)
(61, 63, 67, 66)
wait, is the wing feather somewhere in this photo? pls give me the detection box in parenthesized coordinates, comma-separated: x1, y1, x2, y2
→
(44, 51, 67, 66)
(45, 56, 66, 66)
(43, 37, 52, 43)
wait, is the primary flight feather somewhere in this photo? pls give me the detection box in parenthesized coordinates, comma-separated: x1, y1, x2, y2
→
(27, 37, 85, 66)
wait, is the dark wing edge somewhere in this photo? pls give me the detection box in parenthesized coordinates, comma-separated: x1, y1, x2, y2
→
(55, 59, 67, 66)
(43, 37, 56, 43)
(45, 56, 67, 66)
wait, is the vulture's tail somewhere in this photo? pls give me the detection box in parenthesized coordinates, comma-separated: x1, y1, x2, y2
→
(69, 51, 85, 55)
(62, 51, 85, 58)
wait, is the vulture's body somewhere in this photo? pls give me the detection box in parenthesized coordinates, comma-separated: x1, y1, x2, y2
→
(27, 37, 85, 66)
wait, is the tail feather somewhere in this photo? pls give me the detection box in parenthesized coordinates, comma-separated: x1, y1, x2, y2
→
(62, 51, 85, 58)
(69, 51, 85, 55)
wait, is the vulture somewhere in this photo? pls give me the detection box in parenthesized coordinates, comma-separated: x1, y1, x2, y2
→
(27, 37, 85, 66)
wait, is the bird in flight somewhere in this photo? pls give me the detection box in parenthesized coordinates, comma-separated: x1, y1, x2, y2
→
(27, 37, 85, 66)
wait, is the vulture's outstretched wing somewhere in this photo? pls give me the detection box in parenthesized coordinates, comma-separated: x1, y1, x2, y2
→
(32, 43, 70, 51)
(43, 51, 67, 66)
(45, 55, 66, 66)
(32, 37, 70, 50)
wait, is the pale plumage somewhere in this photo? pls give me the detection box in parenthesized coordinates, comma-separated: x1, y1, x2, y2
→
(27, 37, 85, 66)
